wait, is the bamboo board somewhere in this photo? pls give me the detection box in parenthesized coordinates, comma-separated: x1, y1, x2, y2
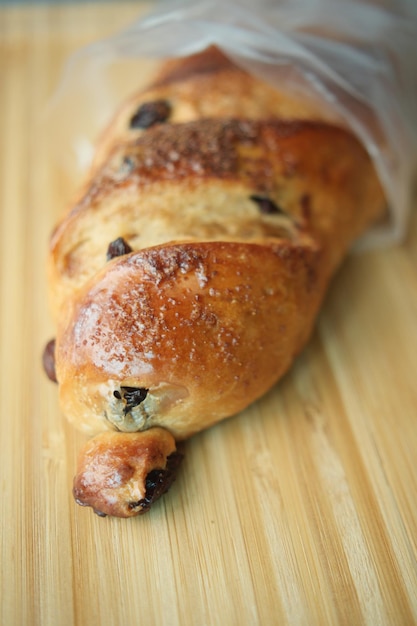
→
(1, 3, 416, 625)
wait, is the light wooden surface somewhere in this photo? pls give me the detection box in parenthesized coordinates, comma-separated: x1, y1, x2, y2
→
(1, 3, 417, 625)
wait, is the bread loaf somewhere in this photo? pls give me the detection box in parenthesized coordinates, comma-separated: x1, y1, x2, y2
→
(45, 47, 386, 517)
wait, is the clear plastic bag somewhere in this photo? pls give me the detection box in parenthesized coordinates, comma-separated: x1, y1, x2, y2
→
(47, 0, 417, 248)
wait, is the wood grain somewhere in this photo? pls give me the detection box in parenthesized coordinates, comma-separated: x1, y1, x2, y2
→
(1, 3, 416, 625)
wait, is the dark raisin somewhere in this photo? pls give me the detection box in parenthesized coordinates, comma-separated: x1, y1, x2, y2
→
(106, 237, 133, 261)
(122, 387, 148, 411)
(129, 100, 171, 129)
(129, 450, 184, 513)
(42, 338, 57, 383)
(114, 386, 149, 414)
(250, 195, 286, 215)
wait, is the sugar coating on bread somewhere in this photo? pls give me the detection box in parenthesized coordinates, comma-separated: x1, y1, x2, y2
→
(92, 46, 340, 171)
(49, 118, 382, 319)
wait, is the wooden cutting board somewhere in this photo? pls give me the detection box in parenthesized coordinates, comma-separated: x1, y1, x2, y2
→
(1, 3, 416, 625)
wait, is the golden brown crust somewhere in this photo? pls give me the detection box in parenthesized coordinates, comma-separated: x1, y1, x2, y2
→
(91, 46, 340, 171)
(56, 238, 323, 438)
(46, 46, 387, 517)
(73, 428, 178, 517)
(150, 46, 240, 88)
(48, 118, 383, 319)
